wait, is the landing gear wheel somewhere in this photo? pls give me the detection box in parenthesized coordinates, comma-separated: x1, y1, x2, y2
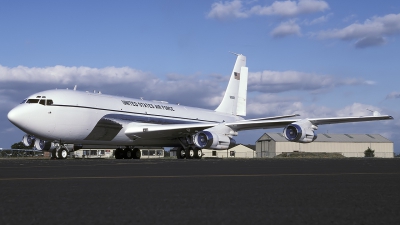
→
(177, 148, 186, 159)
(51, 149, 57, 159)
(115, 148, 124, 159)
(194, 148, 203, 159)
(123, 148, 133, 159)
(185, 148, 194, 159)
(133, 148, 141, 159)
(57, 146, 68, 159)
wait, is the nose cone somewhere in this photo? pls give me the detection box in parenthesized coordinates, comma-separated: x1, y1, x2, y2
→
(8, 106, 24, 127)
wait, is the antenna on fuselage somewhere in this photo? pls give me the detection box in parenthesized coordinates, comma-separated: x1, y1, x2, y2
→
(74, 85, 77, 91)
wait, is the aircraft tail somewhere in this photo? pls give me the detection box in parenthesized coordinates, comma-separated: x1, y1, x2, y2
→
(215, 53, 248, 116)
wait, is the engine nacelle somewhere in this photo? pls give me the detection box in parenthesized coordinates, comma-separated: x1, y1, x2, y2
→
(22, 134, 35, 147)
(283, 120, 318, 143)
(193, 131, 236, 150)
(34, 139, 56, 151)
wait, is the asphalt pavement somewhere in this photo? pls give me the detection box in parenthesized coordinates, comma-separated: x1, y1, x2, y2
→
(0, 158, 399, 225)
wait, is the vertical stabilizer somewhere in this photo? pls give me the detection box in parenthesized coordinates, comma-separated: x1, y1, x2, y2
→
(215, 54, 247, 116)
(236, 66, 248, 116)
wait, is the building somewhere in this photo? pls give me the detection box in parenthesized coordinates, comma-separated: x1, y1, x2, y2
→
(170, 144, 256, 158)
(202, 144, 256, 158)
(72, 146, 164, 159)
(256, 133, 394, 158)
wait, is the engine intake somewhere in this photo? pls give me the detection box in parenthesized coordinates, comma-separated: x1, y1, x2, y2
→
(283, 120, 318, 143)
(193, 131, 236, 150)
(22, 134, 35, 147)
(34, 139, 56, 151)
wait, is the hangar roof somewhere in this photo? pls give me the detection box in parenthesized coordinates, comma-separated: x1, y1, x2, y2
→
(257, 133, 392, 143)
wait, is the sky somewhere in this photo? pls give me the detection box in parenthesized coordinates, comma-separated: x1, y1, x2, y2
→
(0, 0, 399, 153)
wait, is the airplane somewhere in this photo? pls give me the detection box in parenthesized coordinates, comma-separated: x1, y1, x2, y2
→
(7, 53, 393, 159)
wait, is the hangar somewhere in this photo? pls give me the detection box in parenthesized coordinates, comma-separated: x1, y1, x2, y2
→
(256, 133, 394, 158)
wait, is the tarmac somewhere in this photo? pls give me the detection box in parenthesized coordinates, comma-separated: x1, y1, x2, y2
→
(0, 158, 399, 225)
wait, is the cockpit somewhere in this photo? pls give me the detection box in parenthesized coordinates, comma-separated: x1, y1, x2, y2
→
(21, 96, 54, 106)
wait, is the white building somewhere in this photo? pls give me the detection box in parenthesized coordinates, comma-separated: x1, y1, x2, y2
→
(72, 146, 164, 159)
(256, 133, 394, 158)
(202, 144, 255, 158)
(73, 149, 114, 158)
(169, 144, 256, 159)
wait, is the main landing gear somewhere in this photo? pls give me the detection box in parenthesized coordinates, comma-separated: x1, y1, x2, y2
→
(176, 147, 203, 159)
(50, 145, 69, 159)
(115, 147, 141, 159)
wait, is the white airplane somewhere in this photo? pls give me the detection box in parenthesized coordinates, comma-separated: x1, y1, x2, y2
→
(7, 53, 393, 159)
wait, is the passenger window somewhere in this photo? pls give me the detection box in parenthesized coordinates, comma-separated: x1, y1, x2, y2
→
(26, 99, 39, 104)
(47, 99, 53, 105)
(39, 100, 46, 105)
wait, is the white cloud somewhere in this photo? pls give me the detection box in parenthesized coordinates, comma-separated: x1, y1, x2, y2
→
(0, 65, 149, 85)
(207, 0, 329, 20)
(206, 0, 248, 20)
(0, 64, 227, 110)
(248, 70, 374, 93)
(335, 103, 381, 117)
(343, 14, 357, 22)
(270, 20, 301, 38)
(306, 13, 333, 25)
(250, 0, 329, 17)
(386, 91, 400, 99)
(1, 127, 17, 134)
(246, 93, 381, 119)
(316, 13, 400, 48)
(354, 36, 386, 48)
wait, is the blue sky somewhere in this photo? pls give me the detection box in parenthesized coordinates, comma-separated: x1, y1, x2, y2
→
(1, 0, 399, 153)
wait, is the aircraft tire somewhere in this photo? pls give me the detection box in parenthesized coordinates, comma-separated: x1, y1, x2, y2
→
(51, 149, 57, 159)
(133, 148, 141, 159)
(177, 148, 185, 159)
(57, 147, 68, 159)
(123, 148, 133, 159)
(185, 148, 194, 159)
(194, 148, 202, 159)
(115, 148, 124, 159)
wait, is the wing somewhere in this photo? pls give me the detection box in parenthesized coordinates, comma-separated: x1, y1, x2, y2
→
(226, 115, 393, 131)
(125, 122, 218, 140)
(124, 114, 300, 140)
(123, 114, 393, 140)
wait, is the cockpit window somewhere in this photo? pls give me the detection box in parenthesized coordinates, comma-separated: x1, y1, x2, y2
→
(20, 99, 27, 104)
(26, 99, 40, 104)
(26, 99, 54, 105)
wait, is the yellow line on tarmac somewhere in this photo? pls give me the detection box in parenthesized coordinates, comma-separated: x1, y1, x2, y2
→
(0, 172, 399, 181)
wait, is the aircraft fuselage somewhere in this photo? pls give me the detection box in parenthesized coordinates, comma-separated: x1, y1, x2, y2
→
(8, 89, 242, 146)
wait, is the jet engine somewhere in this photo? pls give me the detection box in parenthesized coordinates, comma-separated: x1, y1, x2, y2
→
(22, 134, 35, 147)
(193, 131, 236, 150)
(283, 120, 318, 143)
(34, 139, 56, 151)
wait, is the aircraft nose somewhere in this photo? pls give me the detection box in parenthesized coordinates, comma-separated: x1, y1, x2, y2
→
(8, 106, 24, 127)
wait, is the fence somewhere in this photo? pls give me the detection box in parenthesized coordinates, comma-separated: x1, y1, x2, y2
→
(0, 149, 44, 158)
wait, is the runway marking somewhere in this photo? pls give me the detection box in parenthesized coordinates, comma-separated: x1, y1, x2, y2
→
(0, 172, 399, 181)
